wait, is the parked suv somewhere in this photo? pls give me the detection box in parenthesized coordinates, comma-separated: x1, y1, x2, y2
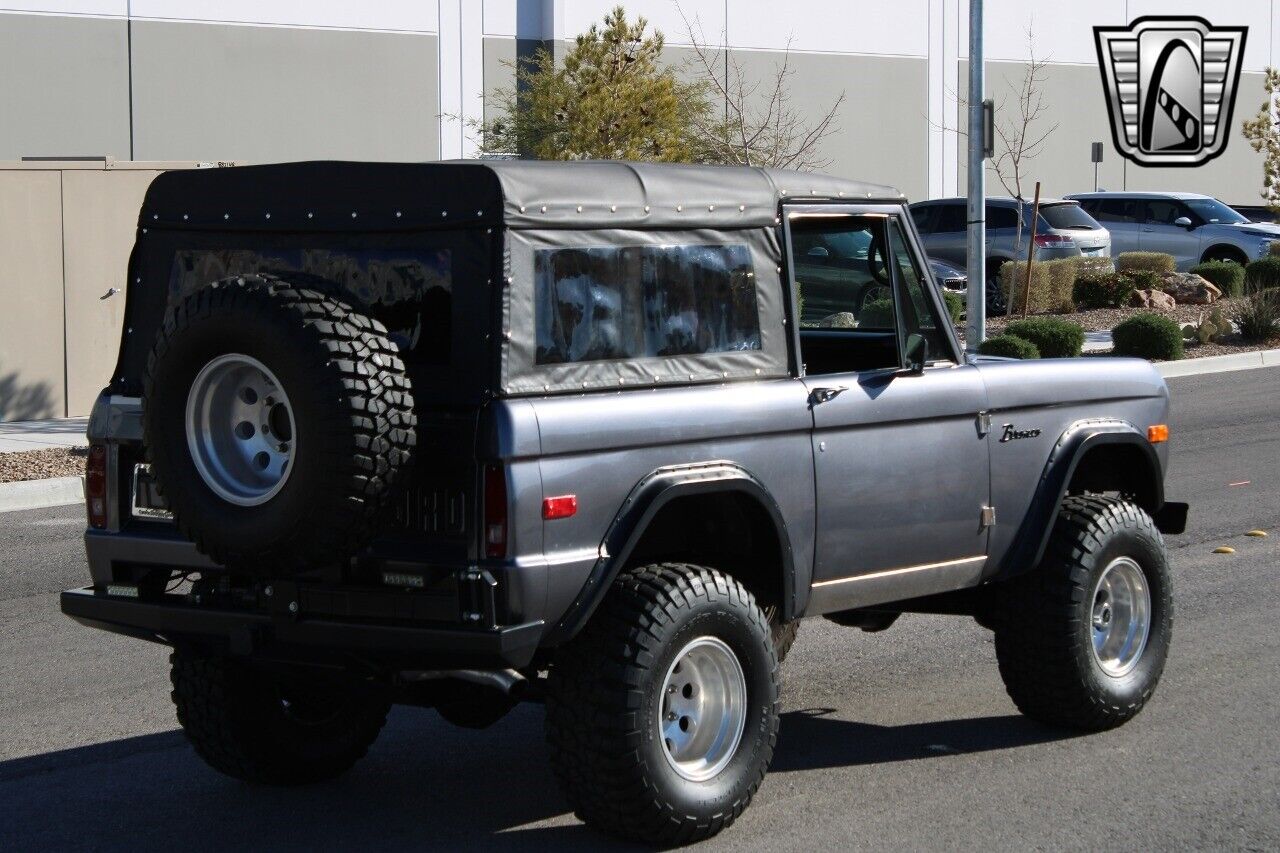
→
(1066, 191, 1279, 270)
(63, 161, 1185, 845)
(911, 197, 1111, 308)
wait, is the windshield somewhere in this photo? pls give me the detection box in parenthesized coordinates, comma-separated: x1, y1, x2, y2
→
(1038, 203, 1100, 231)
(1184, 198, 1248, 225)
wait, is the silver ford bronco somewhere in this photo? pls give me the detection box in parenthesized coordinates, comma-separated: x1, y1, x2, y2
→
(62, 161, 1187, 845)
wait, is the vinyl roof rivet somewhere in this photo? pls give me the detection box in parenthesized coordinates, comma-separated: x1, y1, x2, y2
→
(610, 204, 617, 212)
(264, 213, 271, 219)
(708, 204, 715, 212)
(838, 191, 845, 197)
(223, 213, 230, 220)
(395, 211, 402, 218)
(135, 277, 141, 283)
(519, 205, 526, 213)
(676, 205, 683, 212)
(739, 204, 745, 212)
(352, 211, 359, 218)
(576, 205, 583, 213)
(476, 210, 483, 216)
(440, 210, 447, 218)
(141, 228, 147, 234)
(152, 214, 158, 220)
(644, 205, 651, 213)
(306, 212, 313, 219)
(541, 205, 547, 213)
(182, 214, 188, 220)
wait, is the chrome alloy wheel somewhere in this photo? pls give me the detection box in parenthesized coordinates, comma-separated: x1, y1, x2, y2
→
(185, 353, 296, 506)
(1089, 556, 1152, 677)
(658, 636, 747, 782)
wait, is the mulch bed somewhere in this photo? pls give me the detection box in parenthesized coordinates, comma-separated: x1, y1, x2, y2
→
(0, 447, 88, 483)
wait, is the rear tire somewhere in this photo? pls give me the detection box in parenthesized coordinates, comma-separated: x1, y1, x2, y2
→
(545, 563, 780, 845)
(992, 496, 1172, 731)
(170, 649, 389, 785)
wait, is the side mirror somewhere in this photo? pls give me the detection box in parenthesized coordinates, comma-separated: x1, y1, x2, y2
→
(1173, 216, 1193, 229)
(905, 333, 929, 375)
(807, 246, 830, 258)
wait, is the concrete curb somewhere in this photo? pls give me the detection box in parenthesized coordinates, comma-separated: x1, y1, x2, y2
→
(0, 476, 84, 513)
(1157, 347, 1280, 379)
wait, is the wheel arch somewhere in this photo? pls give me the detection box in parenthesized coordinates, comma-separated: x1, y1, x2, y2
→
(543, 462, 797, 645)
(1199, 244, 1248, 265)
(998, 421, 1166, 580)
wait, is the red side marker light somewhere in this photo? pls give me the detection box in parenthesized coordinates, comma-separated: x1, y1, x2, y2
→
(542, 495, 578, 520)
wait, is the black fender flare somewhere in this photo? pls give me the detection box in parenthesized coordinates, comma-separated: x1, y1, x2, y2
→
(998, 420, 1166, 578)
(543, 461, 797, 645)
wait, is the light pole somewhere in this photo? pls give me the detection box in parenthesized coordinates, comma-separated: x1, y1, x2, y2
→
(964, 0, 986, 357)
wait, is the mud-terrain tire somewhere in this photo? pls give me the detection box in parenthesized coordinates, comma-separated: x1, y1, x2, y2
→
(771, 615, 801, 663)
(545, 563, 780, 845)
(170, 648, 390, 785)
(143, 276, 415, 571)
(993, 495, 1172, 731)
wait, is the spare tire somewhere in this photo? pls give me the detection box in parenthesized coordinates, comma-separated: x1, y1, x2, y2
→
(143, 275, 415, 572)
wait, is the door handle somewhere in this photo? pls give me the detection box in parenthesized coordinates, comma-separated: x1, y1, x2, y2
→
(809, 386, 847, 405)
(1141, 227, 1154, 232)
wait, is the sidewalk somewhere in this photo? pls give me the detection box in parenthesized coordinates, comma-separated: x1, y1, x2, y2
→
(0, 418, 89, 452)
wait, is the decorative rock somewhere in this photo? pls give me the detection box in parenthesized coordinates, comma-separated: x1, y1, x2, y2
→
(817, 311, 857, 328)
(1129, 288, 1177, 310)
(1161, 272, 1222, 305)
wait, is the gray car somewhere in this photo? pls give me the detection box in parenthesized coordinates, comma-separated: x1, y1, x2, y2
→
(911, 197, 1112, 289)
(62, 161, 1184, 846)
(1067, 191, 1279, 270)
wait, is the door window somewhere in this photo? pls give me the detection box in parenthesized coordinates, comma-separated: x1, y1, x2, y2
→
(986, 205, 1019, 230)
(1143, 199, 1191, 226)
(933, 203, 967, 233)
(887, 219, 950, 362)
(791, 215, 899, 375)
(1091, 199, 1140, 223)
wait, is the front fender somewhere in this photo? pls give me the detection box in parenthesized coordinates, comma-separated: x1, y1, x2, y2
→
(997, 420, 1164, 579)
(541, 461, 796, 645)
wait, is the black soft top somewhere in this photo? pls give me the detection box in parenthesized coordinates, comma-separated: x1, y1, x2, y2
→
(139, 160, 903, 233)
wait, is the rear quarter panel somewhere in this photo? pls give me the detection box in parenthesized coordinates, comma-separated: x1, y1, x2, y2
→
(524, 379, 816, 630)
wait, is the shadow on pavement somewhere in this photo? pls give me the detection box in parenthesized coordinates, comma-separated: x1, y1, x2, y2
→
(0, 703, 1077, 850)
(772, 707, 1078, 771)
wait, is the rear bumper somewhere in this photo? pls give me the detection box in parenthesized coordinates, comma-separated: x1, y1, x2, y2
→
(60, 586, 544, 670)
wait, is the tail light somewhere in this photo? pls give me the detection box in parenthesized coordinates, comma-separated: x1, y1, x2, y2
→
(483, 464, 508, 558)
(86, 444, 108, 529)
(1034, 233, 1076, 249)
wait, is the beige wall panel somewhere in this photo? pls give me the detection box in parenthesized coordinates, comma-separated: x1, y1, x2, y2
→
(959, 63, 1267, 204)
(0, 171, 66, 420)
(729, 51, 930, 201)
(61, 169, 158, 416)
(0, 13, 131, 161)
(130, 22, 441, 163)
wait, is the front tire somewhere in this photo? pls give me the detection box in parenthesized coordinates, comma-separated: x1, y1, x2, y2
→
(545, 563, 780, 845)
(170, 649, 390, 785)
(993, 496, 1172, 730)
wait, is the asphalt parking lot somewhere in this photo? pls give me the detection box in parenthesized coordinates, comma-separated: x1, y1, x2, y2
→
(1, 368, 1277, 851)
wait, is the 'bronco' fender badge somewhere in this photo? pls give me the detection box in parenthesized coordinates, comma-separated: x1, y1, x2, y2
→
(1000, 424, 1042, 442)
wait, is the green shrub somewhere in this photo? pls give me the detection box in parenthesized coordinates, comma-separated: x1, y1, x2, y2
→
(1233, 285, 1280, 341)
(1073, 271, 1139, 309)
(1270, 241, 1280, 257)
(1190, 259, 1245, 298)
(943, 290, 964, 323)
(1001, 258, 1076, 314)
(977, 334, 1040, 359)
(1112, 313, 1184, 360)
(1004, 316, 1086, 358)
(1244, 255, 1280, 290)
(1116, 251, 1175, 275)
(858, 297, 894, 328)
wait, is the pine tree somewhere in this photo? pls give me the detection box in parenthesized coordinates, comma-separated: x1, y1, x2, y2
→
(478, 7, 708, 161)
